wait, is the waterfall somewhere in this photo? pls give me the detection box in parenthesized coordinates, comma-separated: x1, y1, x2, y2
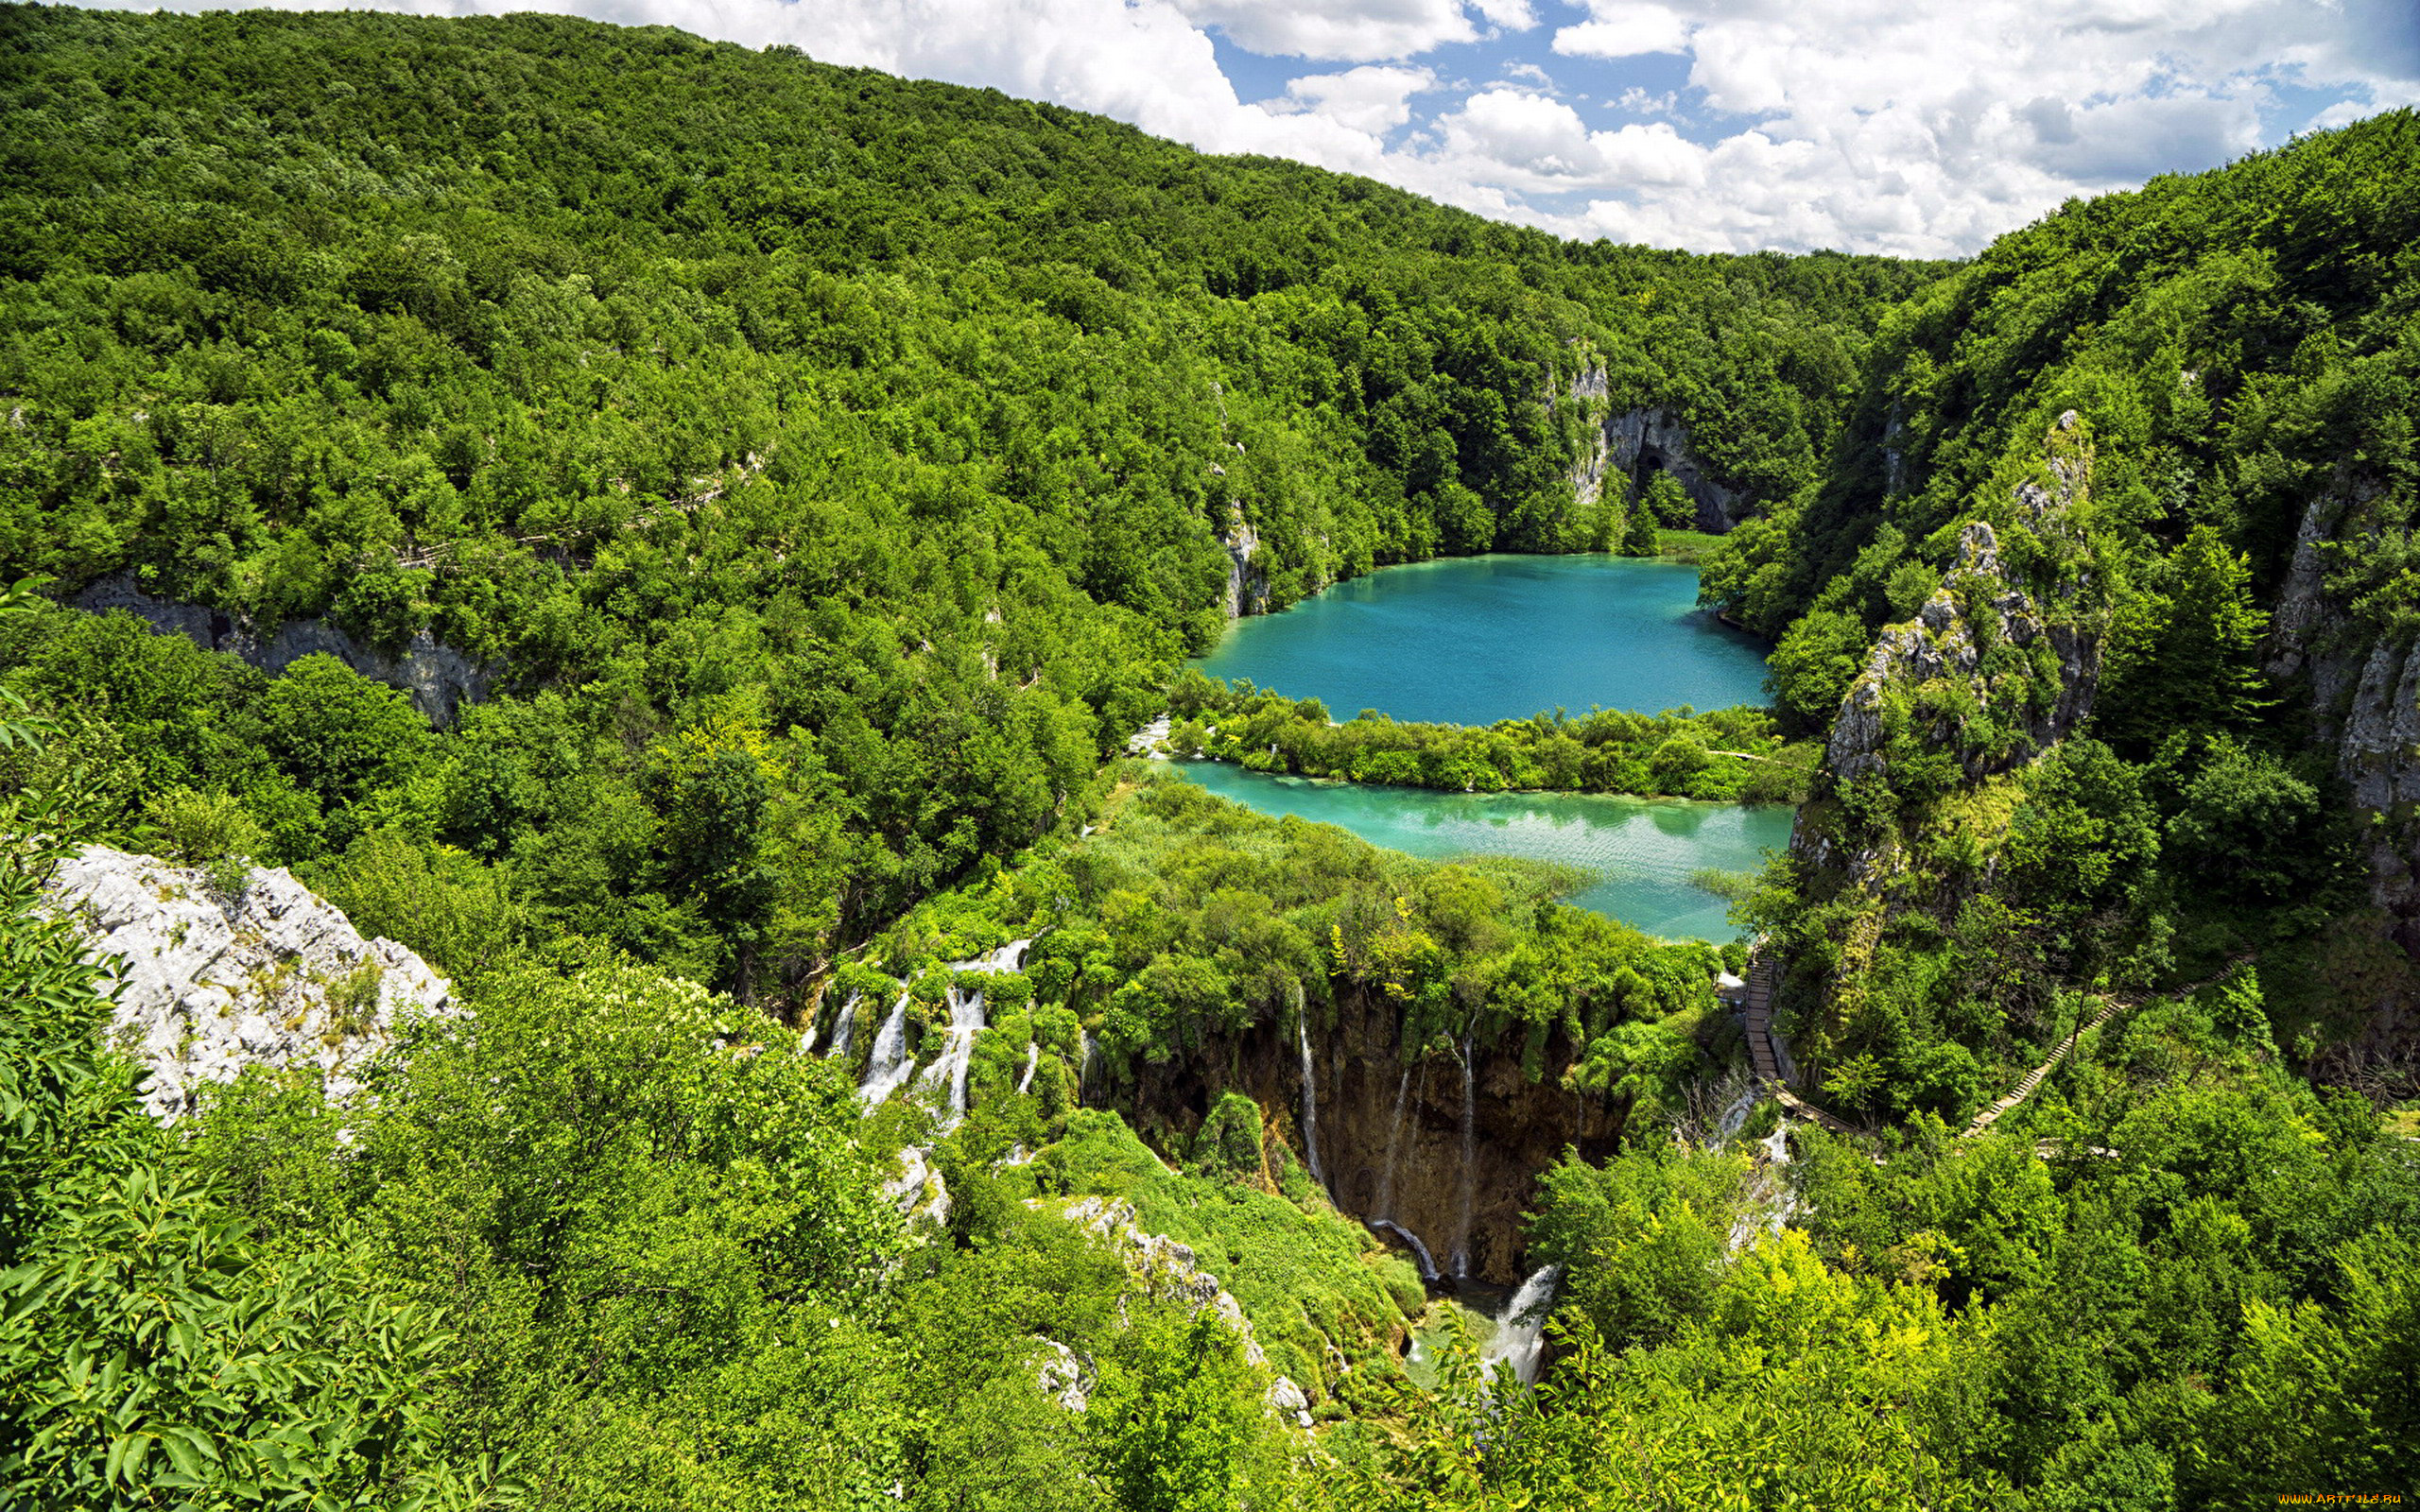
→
(912, 938, 1034, 1130)
(1708, 1081, 1758, 1147)
(1376, 1068, 1410, 1216)
(858, 938, 1032, 1119)
(1078, 1030, 1096, 1098)
(1726, 1122, 1801, 1254)
(1372, 1219, 1441, 1282)
(1479, 1264, 1561, 1388)
(913, 980, 987, 1131)
(856, 988, 918, 1108)
(1016, 1042, 1040, 1094)
(825, 990, 859, 1061)
(1451, 1039, 1476, 1280)
(1296, 1015, 1326, 1191)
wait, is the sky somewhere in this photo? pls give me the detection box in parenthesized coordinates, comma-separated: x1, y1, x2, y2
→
(97, 0, 2420, 257)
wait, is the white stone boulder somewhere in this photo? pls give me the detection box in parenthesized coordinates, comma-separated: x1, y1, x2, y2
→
(45, 845, 451, 1122)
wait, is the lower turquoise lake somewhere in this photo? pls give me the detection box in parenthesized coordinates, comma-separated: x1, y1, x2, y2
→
(1172, 553, 1789, 940)
(1193, 554, 1769, 724)
(1173, 762, 1791, 941)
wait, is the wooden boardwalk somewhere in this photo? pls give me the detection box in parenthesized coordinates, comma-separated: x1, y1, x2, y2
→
(1962, 997, 2121, 1140)
(1741, 951, 1863, 1138)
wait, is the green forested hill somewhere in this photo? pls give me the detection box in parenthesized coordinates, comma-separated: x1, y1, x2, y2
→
(6, 8, 2419, 1511)
(0, 4, 1926, 987)
(1702, 108, 2420, 1101)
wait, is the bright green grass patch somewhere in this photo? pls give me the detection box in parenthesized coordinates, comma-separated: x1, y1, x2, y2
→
(1023, 1108, 1419, 1396)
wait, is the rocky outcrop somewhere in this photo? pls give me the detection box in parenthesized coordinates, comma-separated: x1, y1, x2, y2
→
(73, 571, 491, 726)
(1219, 509, 1266, 619)
(885, 1145, 952, 1228)
(1823, 520, 2099, 798)
(1819, 416, 2100, 811)
(2262, 482, 2420, 990)
(44, 845, 452, 1123)
(1564, 368, 1749, 533)
(1057, 1195, 1267, 1366)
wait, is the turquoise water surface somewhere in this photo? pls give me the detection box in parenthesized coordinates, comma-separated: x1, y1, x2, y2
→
(1194, 554, 1768, 723)
(1171, 554, 1789, 940)
(1174, 762, 1789, 941)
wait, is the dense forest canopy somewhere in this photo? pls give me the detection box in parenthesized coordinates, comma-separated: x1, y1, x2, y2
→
(4, 6, 2418, 1510)
(0, 3, 1929, 992)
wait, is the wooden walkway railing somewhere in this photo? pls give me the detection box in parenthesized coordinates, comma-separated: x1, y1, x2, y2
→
(1741, 951, 1863, 1138)
(1962, 997, 2120, 1140)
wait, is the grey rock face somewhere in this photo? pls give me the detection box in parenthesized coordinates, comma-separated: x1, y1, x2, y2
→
(72, 571, 491, 726)
(1220, 510, 1265, 619)
(1564, 369, 1748, 533)
(884, 1145, 953, 1228)
(1824, 517, 2099, 793)
(45, 845, 452, 1123)
(2262, 484, 2420, 940)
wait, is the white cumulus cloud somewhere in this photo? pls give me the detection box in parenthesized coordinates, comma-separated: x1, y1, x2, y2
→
(1163, 0, 1524, 61)
(1275, 65, 1439, 135)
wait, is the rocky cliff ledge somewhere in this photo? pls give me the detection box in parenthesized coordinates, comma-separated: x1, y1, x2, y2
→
(45, 845, 452, 1122)
(73, 571, 490, 726)
(1564, 366, 1749, 533)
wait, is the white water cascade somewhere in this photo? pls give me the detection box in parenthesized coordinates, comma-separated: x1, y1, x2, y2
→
(1708, 1080, 1758, 1148)
(1016, 1042, 1040, 1094)
(1479, 1264, 1561, 1388)
(855, 939, 1032, 1120)
(856, 988, 919, 1108)
(825, 991, 858, 1061)
(913, 939, 1034, 1129)
(1372, 1219, 1441, 1281)
(1296, 1015, 1326, 1191)
(1726, 1122, 1800, 1254)
(1375, 1068, 1411, 1216)
(1450, 1039, 1477, 1280)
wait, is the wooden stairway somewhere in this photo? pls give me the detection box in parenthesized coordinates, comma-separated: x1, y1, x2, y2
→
(1962, 997, 2121, 1140)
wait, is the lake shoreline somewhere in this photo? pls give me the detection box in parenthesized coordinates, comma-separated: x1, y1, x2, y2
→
(1152, 753, 1802, 814)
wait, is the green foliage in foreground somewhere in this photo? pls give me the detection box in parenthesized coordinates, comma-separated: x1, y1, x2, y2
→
(1020, 1108, 1424, 1398)
(1445, 973, 2420, 1509)
(1164, 672, 1815, 803)
(0, 583, 490, 1509)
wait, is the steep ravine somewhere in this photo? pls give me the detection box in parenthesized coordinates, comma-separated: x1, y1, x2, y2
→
(1116, 988, 1625, 1287)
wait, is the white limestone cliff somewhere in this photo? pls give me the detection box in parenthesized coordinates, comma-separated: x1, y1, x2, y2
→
(44, 845, 452, 1123)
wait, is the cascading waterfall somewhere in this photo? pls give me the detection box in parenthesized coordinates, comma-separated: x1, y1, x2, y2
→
(1479, 1264, 1561, 1388)
(1451, 1038, 1477, 1280)
(1016, 1042, 1040, 1094)
(857, 939, 1032, 1119)
(912, 938, 1034, 1129)
(1078, 1030, 1096, 1098)
(856, 988, 918, 1108)
(826, 991, 858, 1061)
(913, 980, 988, 1131)
(1296, 1014, 1326, 1191)
(1725, 1122, 1800, 1253)
(1375, 1068, 1411, 1216)
(1372, 1219, 1441, 1281)
(1708, 1080, 1758, 1147)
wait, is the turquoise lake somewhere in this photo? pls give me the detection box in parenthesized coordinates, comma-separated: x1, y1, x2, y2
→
(1173, 554, 1789, 940)
(1194, 554, 1769, 724)
(1173, 762, 1789, 941)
